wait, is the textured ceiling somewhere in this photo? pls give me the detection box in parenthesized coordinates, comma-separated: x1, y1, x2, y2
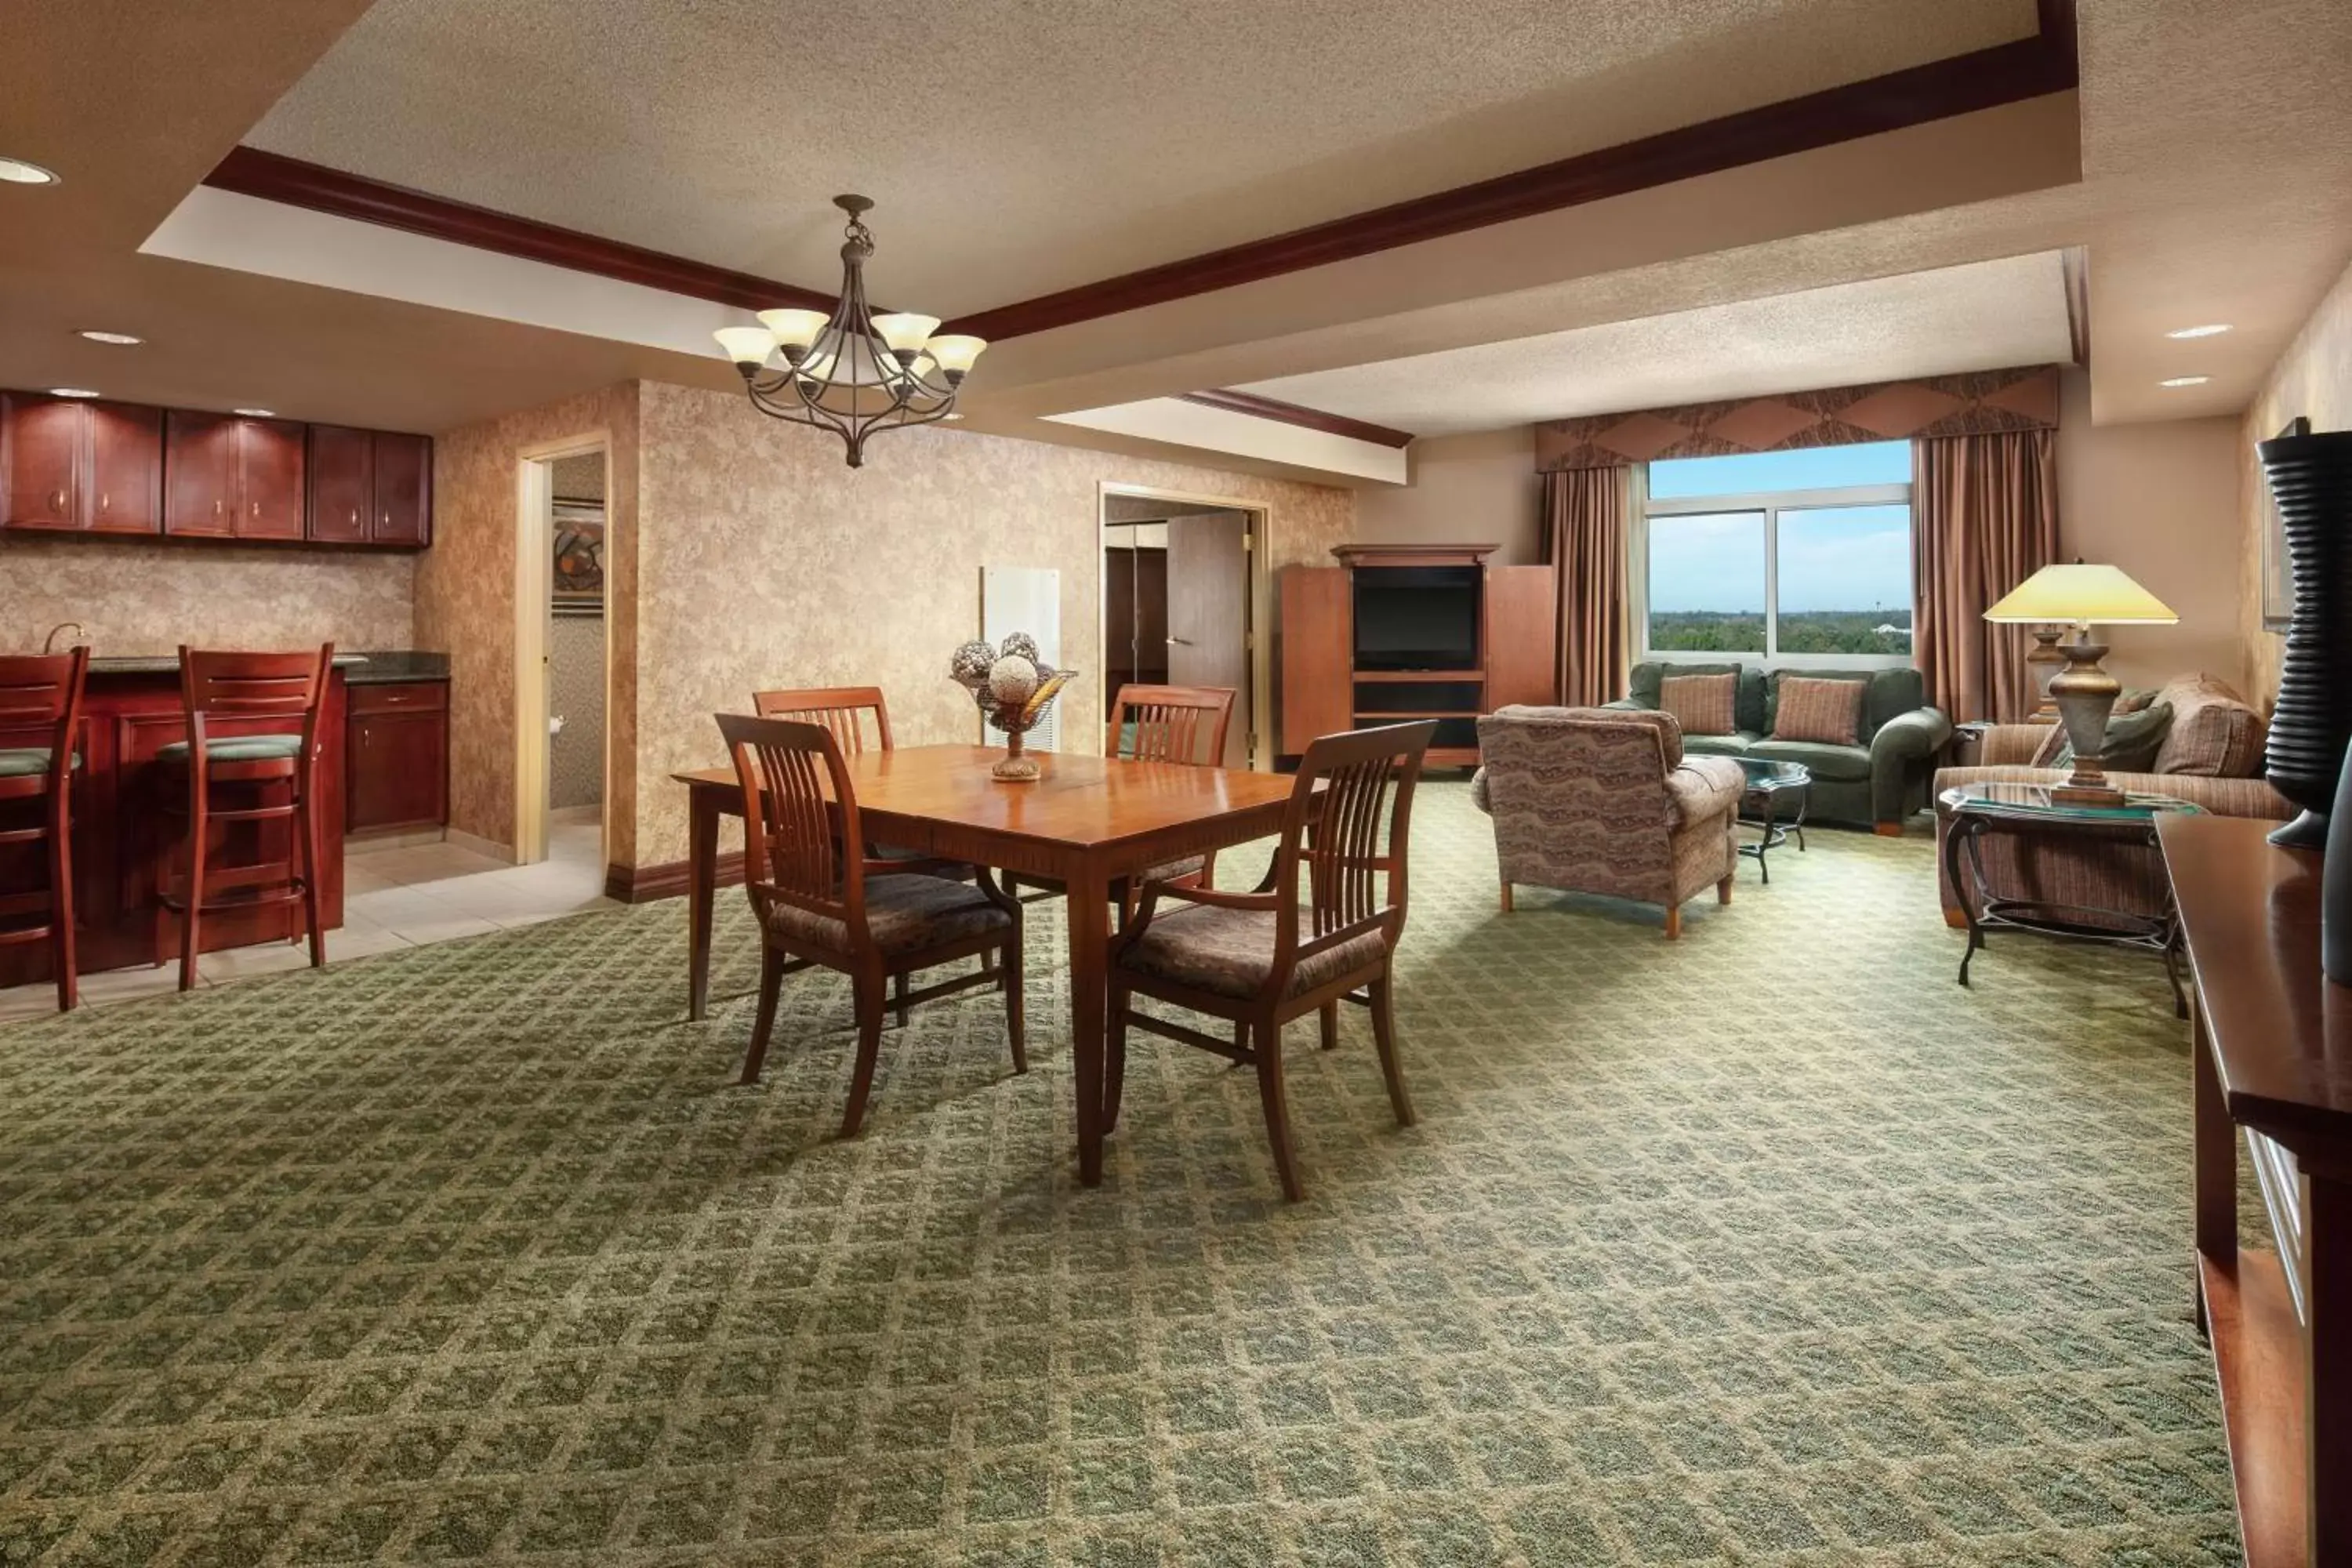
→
(243, 0, 2034, 315)
(1232, 253, 2075, 436)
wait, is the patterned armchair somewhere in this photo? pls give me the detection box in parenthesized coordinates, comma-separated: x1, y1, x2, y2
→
(1472, 706, 1746, 938)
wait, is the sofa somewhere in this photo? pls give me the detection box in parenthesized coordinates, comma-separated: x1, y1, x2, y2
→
(1608, 662, 1952, 832)
(1471, 706, 1744, 938)
(1933, 673, 2286, 930)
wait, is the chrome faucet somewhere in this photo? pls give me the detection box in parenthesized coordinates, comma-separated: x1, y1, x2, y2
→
(42, 622, 85, 653)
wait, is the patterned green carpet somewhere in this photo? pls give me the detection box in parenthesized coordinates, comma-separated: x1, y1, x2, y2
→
(0, 784, 2241, 1566)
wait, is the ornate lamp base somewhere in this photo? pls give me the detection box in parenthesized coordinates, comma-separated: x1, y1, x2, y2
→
(2048, 639, 2125, 809)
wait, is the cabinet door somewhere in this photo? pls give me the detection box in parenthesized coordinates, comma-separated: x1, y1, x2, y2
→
(164, 411, 240, 536)
(235, 418, 307, 539)
(85, 402, 163, 535)
(1279, 566, 1353, 755)
(1484, 565, 1559, 710)
(307, 425, 372, 543)
(2, 392, 83, 531)
(348, 710, 449, 831)
(370, 431, 431, 546)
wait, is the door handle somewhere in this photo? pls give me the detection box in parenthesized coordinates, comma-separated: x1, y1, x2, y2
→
(1167, 637, 1193, 646)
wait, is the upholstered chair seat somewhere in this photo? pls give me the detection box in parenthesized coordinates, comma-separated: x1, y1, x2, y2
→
(155, 734, 306, 764)
(0, 748, 76, 778)
(1116, 902, 1387, 1000)
(760, 873, 1014, 956)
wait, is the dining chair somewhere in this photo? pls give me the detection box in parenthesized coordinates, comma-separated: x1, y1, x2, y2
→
(1008, 682, 1239, 910)
(717, 713, 1025, 1138)
(0, 648, 89, 1011)
(157, 644, 332, 992)
(1108, 719, 1436, 1200)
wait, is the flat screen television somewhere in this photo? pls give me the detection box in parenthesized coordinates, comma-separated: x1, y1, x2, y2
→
(1353, 566, 1479, 672)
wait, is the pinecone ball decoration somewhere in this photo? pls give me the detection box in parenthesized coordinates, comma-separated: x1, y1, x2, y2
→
(999, 632, 1040, 666)
(987, 655, 1039, 707)
(949, 640, 997, 690)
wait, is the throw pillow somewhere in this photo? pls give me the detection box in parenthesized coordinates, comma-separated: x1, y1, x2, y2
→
(2026, 688, 2157, 766)
(2049, 700, 2176, 775)
(1772, 677, 1867, 746)
(1658, 672, 1737, 736)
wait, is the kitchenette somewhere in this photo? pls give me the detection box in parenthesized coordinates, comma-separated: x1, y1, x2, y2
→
(1, 388, 453, 993)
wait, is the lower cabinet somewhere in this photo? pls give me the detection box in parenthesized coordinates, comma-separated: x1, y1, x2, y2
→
(348, 681, 449, 833)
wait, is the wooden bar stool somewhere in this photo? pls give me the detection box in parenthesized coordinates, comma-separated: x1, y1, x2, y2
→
(156, 645, 332, 991)
(0, 648, 89, 1012)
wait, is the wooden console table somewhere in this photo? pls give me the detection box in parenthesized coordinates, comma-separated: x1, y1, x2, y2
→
(2159, 813, 2352, 1566)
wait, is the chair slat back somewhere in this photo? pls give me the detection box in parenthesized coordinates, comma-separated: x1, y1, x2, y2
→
(1108, 684, 1236, 768)
(750, 687, 892, 755)
(0, 648, 87, 757)
(717, 713, 866, 938)
(181, 645, 332, 720)
(1276, 722, 1437, 956)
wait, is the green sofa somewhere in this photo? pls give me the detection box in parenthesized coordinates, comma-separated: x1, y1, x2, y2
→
(1608, 662, 1952, 832)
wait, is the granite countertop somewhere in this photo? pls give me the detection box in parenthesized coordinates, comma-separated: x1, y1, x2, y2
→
(82, 650, 448, 683)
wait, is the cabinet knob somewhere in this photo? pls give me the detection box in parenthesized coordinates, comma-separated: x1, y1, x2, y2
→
(250, 502, 260, 517)
(212, 499, 223, 517)
(98, 493, 108, 514)
(349, 508, 358, 526)
(50, 488, 66, 513)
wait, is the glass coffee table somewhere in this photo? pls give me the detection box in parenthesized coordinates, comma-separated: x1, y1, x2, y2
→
(1733, 758, 1809, 883)
(1938, 782, 2204, 1015)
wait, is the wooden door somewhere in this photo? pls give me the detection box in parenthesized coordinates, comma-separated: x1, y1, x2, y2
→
(2, 393, 83, 530)
(1485, 565, 1560, 710)
(307, 425, 372, 543)
(1279, 566, 1351, 756)
(349, 711, 448, 831)
(1134, 548, 1170, 684)
(164, 411, 240, 536)
(235, 418, 307, 539)
(1165, 514, 1250, 767)
(1103, 546, 1137, 716)
(371, 431, 431, 546)
(85, 402, 163, 535)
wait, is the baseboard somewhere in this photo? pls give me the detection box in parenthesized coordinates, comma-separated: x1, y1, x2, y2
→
(445, 826, 515, 863)
(604, 851, 745, 905)
(346, 826, 448, 854)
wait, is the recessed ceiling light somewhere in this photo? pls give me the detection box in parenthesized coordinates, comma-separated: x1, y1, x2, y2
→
(2158, 376, 2212, 388)
(233, 407, 277, 418)
(46, 387, 100, 399)
(2165, 324, 2232, 339)
(76, 329, 143, 347)
(0, 156, 60, 186)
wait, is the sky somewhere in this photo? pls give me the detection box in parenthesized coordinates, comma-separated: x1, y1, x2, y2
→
(1647, 442, 1912, 615)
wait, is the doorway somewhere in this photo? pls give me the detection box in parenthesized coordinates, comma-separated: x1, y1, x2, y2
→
(1099, 487, 1263, 768)
(514, 436, 612, 869)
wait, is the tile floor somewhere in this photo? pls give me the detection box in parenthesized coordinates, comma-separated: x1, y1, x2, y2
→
(0, 808, 615, 1024)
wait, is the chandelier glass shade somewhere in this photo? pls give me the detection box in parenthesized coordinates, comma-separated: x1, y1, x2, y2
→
(713, 194, 986, 468)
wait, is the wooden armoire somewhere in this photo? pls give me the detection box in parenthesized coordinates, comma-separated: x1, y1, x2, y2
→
(1278, 543, 1556, 766)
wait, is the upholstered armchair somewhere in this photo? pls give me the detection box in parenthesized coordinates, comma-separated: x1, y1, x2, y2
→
(1472, 706, 1745, 938)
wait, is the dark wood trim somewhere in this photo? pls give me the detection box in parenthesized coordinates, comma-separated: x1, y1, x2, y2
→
(605, 851, 743, 905)
(204, 3, 2074, 344)
(203, 147, 833, 314)
(1177, 390, 1414, 448)
(949, 5, 2078, 340)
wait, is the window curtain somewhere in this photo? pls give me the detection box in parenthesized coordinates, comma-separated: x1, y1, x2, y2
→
(1541, 464, 1635, 708)
(1911, 430, 2058, 722)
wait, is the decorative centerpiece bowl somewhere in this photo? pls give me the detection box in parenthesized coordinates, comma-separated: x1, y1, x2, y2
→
(949, 634, 1075, 781)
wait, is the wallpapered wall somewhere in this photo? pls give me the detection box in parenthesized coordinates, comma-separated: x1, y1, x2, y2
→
(415, 382, 638, 858)
(625, 380, 1353, 869)
(0, 538, 413, 655)
(2243, 252, 2352, 706)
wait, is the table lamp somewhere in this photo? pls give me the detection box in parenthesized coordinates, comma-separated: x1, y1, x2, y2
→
(1983, 563, 2177, 808)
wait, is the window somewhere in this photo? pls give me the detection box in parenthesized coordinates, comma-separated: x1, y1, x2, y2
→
(1641, 441, 1912, 663)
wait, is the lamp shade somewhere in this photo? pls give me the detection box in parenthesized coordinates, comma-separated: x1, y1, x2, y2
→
(713, 325, 777, 366)
(1982, 564, 2178, 626)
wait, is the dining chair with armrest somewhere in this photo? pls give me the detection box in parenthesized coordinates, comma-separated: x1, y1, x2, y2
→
(1108, 720, 1436, 1200)
(718, 713, 1025, 1138)
(0, 648, 89, 1011)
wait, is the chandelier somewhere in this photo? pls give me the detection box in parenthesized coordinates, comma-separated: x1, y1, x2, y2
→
(713, 194, 986, 469)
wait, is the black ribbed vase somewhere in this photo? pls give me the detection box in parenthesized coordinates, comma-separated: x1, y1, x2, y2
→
(2259, 429, 2352, 849)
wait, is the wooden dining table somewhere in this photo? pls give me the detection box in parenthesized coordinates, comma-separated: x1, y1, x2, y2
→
(673, 743, 1299, 1185)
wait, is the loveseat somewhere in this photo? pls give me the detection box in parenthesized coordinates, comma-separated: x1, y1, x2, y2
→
(1609, 662, 1952, 832)
(1932, 673, 2286, 929)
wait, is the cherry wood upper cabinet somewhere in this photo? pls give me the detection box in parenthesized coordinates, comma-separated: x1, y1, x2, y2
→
(3, 392, 86, 530)
(165, 412, 307, 540)
(369, 432, 430, 546)
(163, 412, 241, 537)
(2, 394, 162, 534)
(238, 418, 307, 539)
(307, 425, 372, 543)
